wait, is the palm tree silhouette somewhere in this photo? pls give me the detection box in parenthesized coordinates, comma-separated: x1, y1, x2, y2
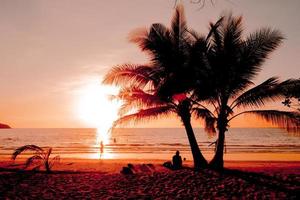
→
(12, 145, 60, 173)
(104, 5, 209, 169)
(282, 81, 300, 112)
(193, 14, 300, 170)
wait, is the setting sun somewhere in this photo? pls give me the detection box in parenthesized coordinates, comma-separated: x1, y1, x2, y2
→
(1, 1, 299, 199)
(76, 78, 121, 144)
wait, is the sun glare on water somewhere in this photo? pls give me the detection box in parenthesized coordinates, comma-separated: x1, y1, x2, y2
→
(76, 79, 121, 158)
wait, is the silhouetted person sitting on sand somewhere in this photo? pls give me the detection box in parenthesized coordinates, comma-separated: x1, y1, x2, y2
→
(162, 151, 183, 170)
(121, 164, 134, 175)
(172, 150, 182, 170)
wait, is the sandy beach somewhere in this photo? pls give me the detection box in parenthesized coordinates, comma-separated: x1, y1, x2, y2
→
(0, 158, 299, 199)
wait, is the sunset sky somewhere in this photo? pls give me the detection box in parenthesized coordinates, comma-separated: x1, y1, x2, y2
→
(0, 0, 299, 128)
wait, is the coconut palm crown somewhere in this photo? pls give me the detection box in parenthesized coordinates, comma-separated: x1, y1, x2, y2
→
(104, 5, 210, 169)
(192, 14, 300, 170)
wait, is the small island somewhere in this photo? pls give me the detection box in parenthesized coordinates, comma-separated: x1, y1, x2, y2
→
(0, 123, 11, 129)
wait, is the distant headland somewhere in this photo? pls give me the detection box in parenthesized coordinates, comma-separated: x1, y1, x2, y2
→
(0, 123, 11, 129)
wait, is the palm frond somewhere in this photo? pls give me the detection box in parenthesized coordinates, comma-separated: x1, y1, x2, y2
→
(205, 16, 224, 43)
(245, 110, 300, 133)
(130, 23, 170, 52)
(188, 29, 201, 41)
(32, 165, 42, 171)
(211, 14, 244, 98)
(239, 28, 284, 80)
(230, 27, 283, 97)
(232, 77, 280, 109)
(192, 35, 208, 53)
(130, 25, 176, 73)
(117, 87, 167, 115)
(24, 155, 43, 169)
(113, 105, 175, 128)
(280, 78, 300, 98)
(141, 23, 175, 68)
(45, 148, 52, 162)
(192, 108, 216, 135)
(170, 4, 188, 42)
(223, 14, 243, 51)
(206, 15, 284, 100)
(208, 19, 224, 53)
(102, 64, 154, 87)
(49, 155, 60, 169)
(148, 23, 170, 53)
(12, 145, 44, 160)
(146, 4, 190, 75)
(129, 27, 149, 49)
(129, 23, 178, 84)
(117, 87, 156, 100)
(228, 28, 283, 97)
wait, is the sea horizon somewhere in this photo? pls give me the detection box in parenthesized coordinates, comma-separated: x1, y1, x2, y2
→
(1, 128, 299, 161)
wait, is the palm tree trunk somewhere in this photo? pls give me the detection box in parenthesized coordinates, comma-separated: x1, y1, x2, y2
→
(181, 116, 208, 170)
(209, 104, 227, 171)
(178, 100, 208, 170)
(45, 161, 51, 173)
(209, 128, 225, 170)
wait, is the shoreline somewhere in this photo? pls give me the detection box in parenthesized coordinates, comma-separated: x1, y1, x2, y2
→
(1, 157, 300, 174)
(1, 151, 299, 162)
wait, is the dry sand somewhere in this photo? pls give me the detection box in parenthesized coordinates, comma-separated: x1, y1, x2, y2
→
(0, 158, 299, 199)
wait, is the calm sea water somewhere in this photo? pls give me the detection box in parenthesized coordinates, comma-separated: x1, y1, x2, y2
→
(0, 128, 299, 161)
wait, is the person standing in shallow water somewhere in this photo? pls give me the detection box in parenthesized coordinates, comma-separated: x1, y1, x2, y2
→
(100, 141, 104, 158)
(172, 150, 182, 170)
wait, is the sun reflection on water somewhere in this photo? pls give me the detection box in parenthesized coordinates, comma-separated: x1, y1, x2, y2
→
(75, 77, 121, 159)
(94, 127, 115, 159)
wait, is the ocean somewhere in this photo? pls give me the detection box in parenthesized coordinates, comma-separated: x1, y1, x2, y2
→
(0, 128, 299, 161)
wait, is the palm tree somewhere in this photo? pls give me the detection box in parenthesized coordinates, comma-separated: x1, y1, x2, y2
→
(282, 80, 300, 112)
(104, 5, 209, 169)
(192, 14, 300, 170)
(12, 145, 60, 173)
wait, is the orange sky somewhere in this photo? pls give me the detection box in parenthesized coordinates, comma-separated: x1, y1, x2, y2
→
(0, 0, 299, 128)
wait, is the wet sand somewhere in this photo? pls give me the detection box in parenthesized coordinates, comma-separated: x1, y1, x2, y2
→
(0, 158, 299, 199)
